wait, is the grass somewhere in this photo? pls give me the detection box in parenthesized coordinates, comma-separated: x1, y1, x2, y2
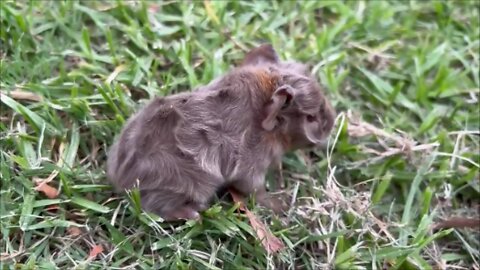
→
(1, 0, 479, 269)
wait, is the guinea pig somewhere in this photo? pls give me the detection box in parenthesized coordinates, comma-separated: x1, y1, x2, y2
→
(106, 44, 336, 221)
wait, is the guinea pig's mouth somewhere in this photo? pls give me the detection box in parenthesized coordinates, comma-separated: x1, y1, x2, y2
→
(316, 140, 329, 150)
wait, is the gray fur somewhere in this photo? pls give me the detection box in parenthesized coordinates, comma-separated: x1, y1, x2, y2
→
(106, 44, 335, 221)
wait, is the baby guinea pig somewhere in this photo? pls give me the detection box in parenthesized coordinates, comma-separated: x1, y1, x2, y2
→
(106, 44, 336, 221)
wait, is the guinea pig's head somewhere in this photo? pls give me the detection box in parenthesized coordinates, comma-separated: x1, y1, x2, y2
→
(241, 44, 336, 150)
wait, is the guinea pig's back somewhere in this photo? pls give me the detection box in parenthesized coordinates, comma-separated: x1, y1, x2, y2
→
(106, 96, 185, 191)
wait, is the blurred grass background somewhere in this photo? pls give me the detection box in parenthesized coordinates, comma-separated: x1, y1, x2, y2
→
(1, 0, 479, 269)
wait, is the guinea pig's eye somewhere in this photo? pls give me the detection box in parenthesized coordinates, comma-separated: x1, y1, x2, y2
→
(306, 114, 316, 122)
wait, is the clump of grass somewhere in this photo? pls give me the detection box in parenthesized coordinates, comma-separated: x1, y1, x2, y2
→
(1, 1, 479, 269)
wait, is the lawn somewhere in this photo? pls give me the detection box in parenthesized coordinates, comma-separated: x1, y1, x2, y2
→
(1, 0, 479, 269)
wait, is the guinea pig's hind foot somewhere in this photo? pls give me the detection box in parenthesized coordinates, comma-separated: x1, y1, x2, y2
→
(161, 206, 201, 221)
(257, 193, 290, 215)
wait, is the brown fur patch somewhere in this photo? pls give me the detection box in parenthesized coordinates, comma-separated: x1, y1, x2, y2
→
(251, 68, 278, 97)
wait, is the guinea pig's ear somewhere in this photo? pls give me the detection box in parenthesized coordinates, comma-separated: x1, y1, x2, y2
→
(241, 44, 279, 66)
(261, 85, 294, 131)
